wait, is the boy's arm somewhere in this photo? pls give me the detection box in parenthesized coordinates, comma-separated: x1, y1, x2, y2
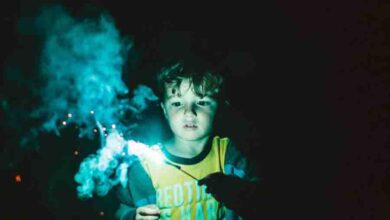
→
(115, 159, 157, 220)
(199, 139, 265, 218)
(115, 203, 136, 220)
(224, 139, 260, 182)
(115, 183, 137, 220)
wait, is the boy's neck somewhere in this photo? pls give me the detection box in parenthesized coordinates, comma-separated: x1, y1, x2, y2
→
(165, 136, 210, 159)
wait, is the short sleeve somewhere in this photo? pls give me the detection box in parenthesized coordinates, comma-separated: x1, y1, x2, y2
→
(224, 139, 260, 182)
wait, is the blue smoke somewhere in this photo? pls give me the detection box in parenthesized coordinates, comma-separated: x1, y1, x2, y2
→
(21, 5, 159, 199)
(74, 130, 130, 198)
(31, 5, 134, 138)
(74, 130, 164, 199)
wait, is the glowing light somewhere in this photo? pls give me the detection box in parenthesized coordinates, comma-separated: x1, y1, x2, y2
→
(90, 110, 94, 115)
(99, 211, 104, 216)
(68, 113, 72, 118)
(74, 150, 79, 155)
(62, 121, 67, 125)
(15, 175, 22, 183)
(93, 129, 98, 133)
(127, 141, 165, 165)
(111, 124, 116, 129)
(102, 127, 106, 131)
(106, 131, 126, 154)
(148, 145, 165, 165)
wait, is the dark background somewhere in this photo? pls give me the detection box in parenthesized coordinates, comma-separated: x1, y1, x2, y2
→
(1, 0, 389, 219)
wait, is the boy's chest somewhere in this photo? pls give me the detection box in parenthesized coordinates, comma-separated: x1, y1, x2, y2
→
(152, 166, 223, 220)
(143, 153, 225, 219)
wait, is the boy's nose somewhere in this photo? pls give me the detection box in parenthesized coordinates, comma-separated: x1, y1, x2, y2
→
(184, 105, 197, 117)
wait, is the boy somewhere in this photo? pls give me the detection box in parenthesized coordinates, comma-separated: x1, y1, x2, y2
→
(116, 59, 259, 220)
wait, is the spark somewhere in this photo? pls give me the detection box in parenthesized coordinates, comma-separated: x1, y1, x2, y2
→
(125, 140, 198, 180)
(127, 141, 165, 165)
(15, 175, 22, 183)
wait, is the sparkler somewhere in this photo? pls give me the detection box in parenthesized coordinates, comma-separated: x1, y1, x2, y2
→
(164, 160, 199, 181)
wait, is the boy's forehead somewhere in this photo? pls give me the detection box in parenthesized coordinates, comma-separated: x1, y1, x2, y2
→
(163, 80, 207, 99)
(165, 79, 192, 93)
(164, 84, 194, 97)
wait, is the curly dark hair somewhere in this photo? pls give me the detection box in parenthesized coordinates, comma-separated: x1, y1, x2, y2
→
(156, 59, 225, 102)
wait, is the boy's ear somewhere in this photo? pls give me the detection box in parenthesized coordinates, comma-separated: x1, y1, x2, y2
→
(160, 102, 168, 119)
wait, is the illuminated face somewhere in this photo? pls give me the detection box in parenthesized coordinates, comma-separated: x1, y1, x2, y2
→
(161, 79, 218, 142)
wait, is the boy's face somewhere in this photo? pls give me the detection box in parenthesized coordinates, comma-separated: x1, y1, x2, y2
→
(161, 79, 218, 142)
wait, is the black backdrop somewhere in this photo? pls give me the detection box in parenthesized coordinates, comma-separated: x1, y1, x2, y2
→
(1, 1, 389, 219)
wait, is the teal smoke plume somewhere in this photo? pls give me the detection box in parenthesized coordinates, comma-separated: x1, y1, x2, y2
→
(20, 5, 158, 199)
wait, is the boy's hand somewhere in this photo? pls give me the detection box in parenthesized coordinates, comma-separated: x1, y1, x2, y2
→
(198, 172, 228, 199)
(198, 172, 258, 214)
(198, 172, 245, 201)
(135, 204, 160, 220)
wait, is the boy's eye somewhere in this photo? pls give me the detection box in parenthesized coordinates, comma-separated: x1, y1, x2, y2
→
(197, 101, 210, 106)
(171, 102, 182, 107)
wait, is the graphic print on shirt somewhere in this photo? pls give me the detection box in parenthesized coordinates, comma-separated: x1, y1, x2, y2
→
(141, 136, 230, 220)
(156, 180, 220, 220)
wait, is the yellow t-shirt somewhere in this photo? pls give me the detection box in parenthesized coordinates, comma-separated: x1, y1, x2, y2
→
(140, 136, 230, 220)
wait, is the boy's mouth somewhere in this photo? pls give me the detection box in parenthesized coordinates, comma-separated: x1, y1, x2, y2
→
(183, 124, 198, 129)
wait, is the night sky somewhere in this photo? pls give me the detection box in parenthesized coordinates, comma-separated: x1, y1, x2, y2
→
(1, 1, 389, 220)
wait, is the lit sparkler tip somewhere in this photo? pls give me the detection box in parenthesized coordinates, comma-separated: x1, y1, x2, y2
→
(126, 141, 165, 164)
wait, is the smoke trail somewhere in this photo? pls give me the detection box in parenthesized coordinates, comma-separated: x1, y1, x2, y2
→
(13, 5, 159, 199)
(28, 5, 133, 139)
(74, 129, 165, 199)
